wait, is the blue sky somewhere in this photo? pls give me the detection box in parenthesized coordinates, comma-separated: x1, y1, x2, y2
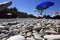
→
(0, 0, 60, 16)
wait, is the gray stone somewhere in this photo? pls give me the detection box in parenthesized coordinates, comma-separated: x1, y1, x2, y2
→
(2, 38, 7, 40)
(33, 31, 43, 40)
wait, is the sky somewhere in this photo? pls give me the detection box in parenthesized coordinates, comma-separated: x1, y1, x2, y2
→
(0, 0, 60, 16)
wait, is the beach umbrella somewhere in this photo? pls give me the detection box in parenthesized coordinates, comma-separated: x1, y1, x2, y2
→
(35, 2, 54, 15)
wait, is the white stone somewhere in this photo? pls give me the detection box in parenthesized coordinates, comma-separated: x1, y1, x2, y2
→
(26, 32, 32, 37)
(33, 25, 41, 30)
(7, 35, 25, 40)
(46, 24, 51, 27)
(26, 37, 35, 40)
(30, 36, 35, 40)
(26, 37, 31, 40)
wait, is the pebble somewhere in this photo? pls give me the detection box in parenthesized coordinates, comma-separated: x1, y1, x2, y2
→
(26, 37, 35, 40)
(39, 29, 46, 37)
(7, 35, 25, 40)
(2, 38, 7, 40)
(33, 30, 43, 40)
(0, 19, 60, 40)
(33, 26, 41, 31)
(26, 32, 32, 37)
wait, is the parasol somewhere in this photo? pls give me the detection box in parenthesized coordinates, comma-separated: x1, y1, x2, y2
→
(35, 2, 54, 15)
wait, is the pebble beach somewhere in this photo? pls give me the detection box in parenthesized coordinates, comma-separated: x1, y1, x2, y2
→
(0, 18, 60, 40)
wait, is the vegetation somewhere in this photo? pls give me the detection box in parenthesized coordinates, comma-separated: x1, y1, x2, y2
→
(0, 7, 60, 19)
(0, 7, 36, 18)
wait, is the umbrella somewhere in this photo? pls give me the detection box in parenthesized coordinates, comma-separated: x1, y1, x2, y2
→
(35, 2, 54, 15)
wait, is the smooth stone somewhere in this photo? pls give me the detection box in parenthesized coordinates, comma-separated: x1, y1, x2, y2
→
(28, 24, 34, 29)
(46, 24, 51, 27)
(47, 20, 54, 24)
(39, 29, 46, 37)
(33, 26, 41, 30)
(7, 35, 25, 40)
(26, 37, 31, 40)
(55, 25, 60, 28)
(1, 30, 9, 34)
(0, 26, 6, 29)
(26, 37, 35, 40)
(33, 32, 43, 40)
(2, 38, 7, 40)
(0, 33, 8, 39)
(26, 32, 32, 37)
(30, 36, 35, 40)
(33, 30, 37, 33)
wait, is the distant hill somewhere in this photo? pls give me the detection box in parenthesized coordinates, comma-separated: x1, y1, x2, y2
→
(0, 7, 36, 18)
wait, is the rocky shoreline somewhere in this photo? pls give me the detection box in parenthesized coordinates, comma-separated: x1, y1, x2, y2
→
(0, 18, 60, 40)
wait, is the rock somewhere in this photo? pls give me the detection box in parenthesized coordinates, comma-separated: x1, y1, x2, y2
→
(0, 38, 1, 40)
(37, 23, 40, 26)
(2, 38, 7, 40)
(46, 24, 51, 27)
(47, 20, 54, 24)
(27, 24, 34, 29)
(12, 29, 20, 35)
(26, 37, 31, 40)
(1, 30, 9, 34)
(13, 29, 19, 32)
(30, 36, 35, 40)
(26, 32, 32, 37)
(0, 26, 6, 29)
(26, 37, 35, 40)
(0, 19, 60, 40)
(33, 32, 43, 40)
(55, 25, 60, 28)
(33, 30, 37, 33)
(0, 33, 8, 39)
(33, 25, 41, 31)
(7, 35, 25, 40)
(39, 29, 46, 37)
(47, 20, 51, 23)
(33, 30, 43, 39)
